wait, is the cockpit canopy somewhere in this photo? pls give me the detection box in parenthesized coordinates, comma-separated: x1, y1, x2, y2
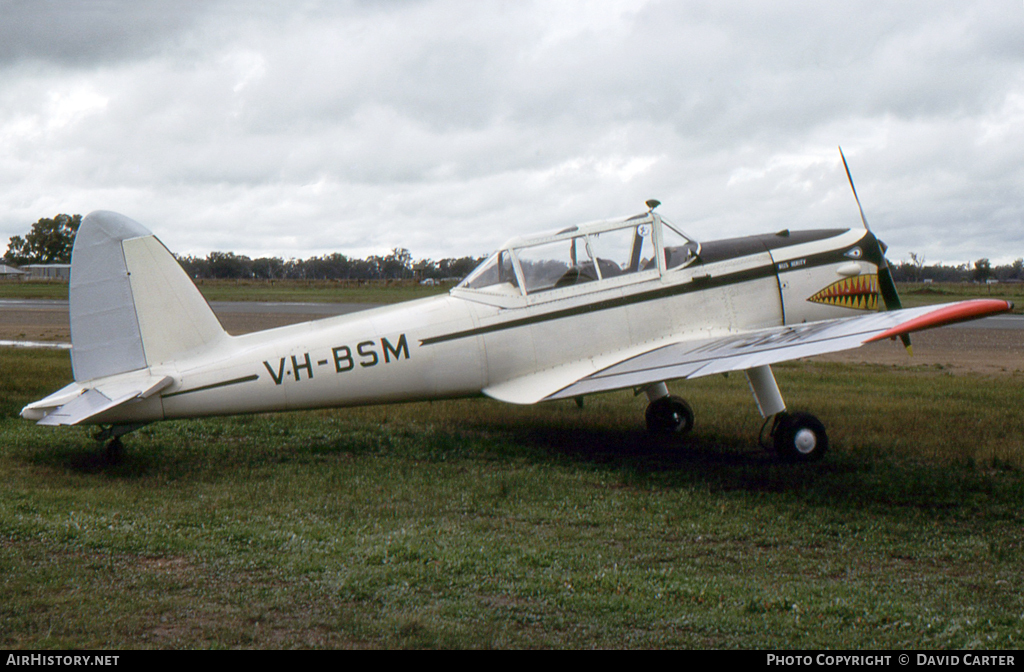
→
(457, 211, 699, 298)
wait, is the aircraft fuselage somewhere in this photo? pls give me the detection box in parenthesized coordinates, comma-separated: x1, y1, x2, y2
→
(98, 226, 875, 425)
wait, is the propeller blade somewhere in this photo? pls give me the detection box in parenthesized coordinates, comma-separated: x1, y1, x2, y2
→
(839, 146, 871, 232)
(839, 147, 911, 352)
(877, 263, 911, 351)
(876, 253, 902, 310)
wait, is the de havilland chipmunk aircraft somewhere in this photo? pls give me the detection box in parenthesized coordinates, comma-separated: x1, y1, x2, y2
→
(20, 165, 1014, 462)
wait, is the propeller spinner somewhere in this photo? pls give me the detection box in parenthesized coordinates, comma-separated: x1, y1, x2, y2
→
(839, 147, 911, 353)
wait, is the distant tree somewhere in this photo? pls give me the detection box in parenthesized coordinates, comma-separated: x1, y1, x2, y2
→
(415, 259, 438, 280)
(382, 247, 413, 279)
(206, 251, 252, 279)
(3, 214, 81, 265)
(251, 256, 285, 280)
(908, 252, 926, 282)
(973, 258, 992, 282)
(1010, 258, 1024, 281)
(438, 255, 485, 280)
(174, 254, 209, 278)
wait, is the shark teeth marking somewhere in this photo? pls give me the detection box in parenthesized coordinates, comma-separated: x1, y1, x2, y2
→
(807, 274, 880, 311)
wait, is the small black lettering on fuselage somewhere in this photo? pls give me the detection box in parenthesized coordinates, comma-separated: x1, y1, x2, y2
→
(263, 334, 410, 386)
(777, 258, 807, 271)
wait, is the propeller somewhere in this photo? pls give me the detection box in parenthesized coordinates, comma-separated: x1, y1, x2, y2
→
(838, 147, 912, 353)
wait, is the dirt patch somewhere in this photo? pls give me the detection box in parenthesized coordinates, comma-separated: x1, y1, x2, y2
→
(810, 327, 1024, 375)
(0, 308, 72, 342)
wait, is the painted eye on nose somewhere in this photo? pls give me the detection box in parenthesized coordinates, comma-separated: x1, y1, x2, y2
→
(844, 247, 862, 259)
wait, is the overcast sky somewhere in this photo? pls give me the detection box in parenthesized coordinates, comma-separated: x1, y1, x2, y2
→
(2, 0, 1023, 265)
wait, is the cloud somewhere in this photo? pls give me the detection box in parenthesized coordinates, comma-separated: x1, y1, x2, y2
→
(0, 0, 214, 66)
(1, 0, 1022, 265)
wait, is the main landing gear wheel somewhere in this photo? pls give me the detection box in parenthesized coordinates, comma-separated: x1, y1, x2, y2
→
(645, 395, 695, 437)
(772, 412, 828, 462)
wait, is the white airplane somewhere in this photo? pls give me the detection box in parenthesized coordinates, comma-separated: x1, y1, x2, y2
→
(20, 175, 1013, 463)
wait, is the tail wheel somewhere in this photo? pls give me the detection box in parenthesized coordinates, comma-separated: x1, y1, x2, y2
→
(772, 412, 828, 462)
(645, 395, 694, 436)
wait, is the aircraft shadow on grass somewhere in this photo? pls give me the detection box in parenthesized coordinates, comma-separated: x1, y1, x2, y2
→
(25, 416, 1015, 519)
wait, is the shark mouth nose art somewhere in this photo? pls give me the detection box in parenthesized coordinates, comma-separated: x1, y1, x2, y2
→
(807, 274, 880, 310)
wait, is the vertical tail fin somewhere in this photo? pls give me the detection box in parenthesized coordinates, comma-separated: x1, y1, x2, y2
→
(70, 211, 227, 381)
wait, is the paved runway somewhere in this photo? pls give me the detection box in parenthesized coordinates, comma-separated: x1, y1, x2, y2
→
(0, 298, 382, 342)
(947, 313, 1024, 330)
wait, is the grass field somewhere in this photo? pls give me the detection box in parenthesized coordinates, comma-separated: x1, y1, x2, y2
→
(1, 348, 1023, 649)
(898, 283, 1024, 312)
(0, 279, 450, 304)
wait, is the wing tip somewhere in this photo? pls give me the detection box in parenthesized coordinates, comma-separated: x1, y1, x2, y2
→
(865, 299, 1013, 344)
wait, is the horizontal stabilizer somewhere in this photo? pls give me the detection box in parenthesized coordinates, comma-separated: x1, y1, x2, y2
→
(21, 373, 173, 426)
(35, 389, 137, 426)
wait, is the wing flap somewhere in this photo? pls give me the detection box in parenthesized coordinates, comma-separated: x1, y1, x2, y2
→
(483, 343, 658, 404)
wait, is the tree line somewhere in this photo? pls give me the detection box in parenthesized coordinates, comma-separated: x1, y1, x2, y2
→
(889, 254, 1024, 283)
(3, 214, 483, 282)
(174, 249, 483, 281)
(5, 214, 1024, 284)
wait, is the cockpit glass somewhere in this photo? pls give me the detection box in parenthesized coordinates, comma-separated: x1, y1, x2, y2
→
(515, 236, 594, 293)
(588, 224, 656, 275)
(459, 250, 518, 292)
(661, 220, 700, 270)
(458, 214, 701, 297)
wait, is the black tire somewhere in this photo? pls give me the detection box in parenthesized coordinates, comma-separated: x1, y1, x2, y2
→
(645, 395, 695, 436)
(773, 411, 828, 462)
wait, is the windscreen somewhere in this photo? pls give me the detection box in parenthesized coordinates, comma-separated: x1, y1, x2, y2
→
(458, 250, 518, 291)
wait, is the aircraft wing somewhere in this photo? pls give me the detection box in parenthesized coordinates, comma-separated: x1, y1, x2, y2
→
(484, 299, 1013, 405)
(21, 372, 173, 426)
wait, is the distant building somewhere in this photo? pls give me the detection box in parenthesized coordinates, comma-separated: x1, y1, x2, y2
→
(0, 263, 27, 278)
(413, 261, 430, 282)
(21, 264, 71, 281)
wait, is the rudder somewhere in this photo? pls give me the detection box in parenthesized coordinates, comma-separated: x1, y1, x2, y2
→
(70, 211, 227, 381)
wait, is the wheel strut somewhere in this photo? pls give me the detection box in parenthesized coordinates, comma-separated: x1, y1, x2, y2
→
(745, 365, 786, 418)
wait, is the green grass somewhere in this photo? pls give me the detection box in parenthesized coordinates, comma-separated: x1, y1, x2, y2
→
(0, 282, 69, 300)
(1, 350, 1024, 648)
(898, 282, 1024, 313)
(0, 279, 450, 304)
